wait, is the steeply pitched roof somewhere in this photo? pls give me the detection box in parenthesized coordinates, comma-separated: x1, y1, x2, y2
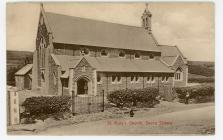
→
(15, 64, 33, 76)
(45, 12, 159, 52)
(84, 56, 173, 73)
(52, 55, 173, 73)
(158, 45, 186, 58)
(160, 56, 178, 66)
(51, 54, 81, 71)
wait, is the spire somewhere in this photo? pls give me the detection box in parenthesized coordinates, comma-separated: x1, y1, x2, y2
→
(141, 3, 152, 33)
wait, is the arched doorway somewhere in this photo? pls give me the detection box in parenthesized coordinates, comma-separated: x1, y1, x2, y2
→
(77, 78, 88, 95)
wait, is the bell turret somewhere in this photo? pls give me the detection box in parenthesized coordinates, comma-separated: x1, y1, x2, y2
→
(141, 3, 152, 33)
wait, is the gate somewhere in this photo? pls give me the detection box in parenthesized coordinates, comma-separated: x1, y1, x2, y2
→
(71, 91, 105, 115)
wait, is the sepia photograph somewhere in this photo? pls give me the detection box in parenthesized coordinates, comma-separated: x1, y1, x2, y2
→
(6, 2, 215, 135)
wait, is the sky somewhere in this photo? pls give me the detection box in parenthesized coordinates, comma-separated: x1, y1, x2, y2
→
(6, 2, 214, 61)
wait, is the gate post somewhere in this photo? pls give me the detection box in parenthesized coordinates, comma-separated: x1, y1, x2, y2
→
(101, 90, 104, 112)
(72, 90, 75, 116)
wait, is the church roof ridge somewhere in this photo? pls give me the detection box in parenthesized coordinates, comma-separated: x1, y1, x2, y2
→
(44, 11, 160, 52)
(45, 11, 143, 29)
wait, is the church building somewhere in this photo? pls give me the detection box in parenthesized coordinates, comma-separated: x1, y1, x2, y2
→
(17, 4, 188, 99)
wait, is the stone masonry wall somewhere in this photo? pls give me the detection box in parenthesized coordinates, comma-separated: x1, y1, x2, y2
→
(71, 58, 96, 96)
(97, 72, 174, 100)
(172, 56, 188, 87)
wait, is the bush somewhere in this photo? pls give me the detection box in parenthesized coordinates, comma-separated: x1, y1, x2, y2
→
(21, 96, 71, 122)
(107, 88, 159, 108)
(175, 85, 214, 103)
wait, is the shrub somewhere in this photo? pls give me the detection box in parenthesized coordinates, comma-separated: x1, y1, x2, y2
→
(21, 96, 71, 122)
(107, 88, 159, 108)
(175, 85, 214, 103)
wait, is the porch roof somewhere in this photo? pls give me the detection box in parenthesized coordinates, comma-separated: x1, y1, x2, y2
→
(15, 64, 33, 76)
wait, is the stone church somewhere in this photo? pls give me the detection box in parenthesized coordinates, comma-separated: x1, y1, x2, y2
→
(16, 4, 188, 99)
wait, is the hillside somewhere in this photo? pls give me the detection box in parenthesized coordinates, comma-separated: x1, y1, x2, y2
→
(188, 61, 215, 77)
(7, 50, 33, 68)
(7, 50, 33, 86)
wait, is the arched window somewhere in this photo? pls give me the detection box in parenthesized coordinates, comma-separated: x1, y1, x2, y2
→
(41, 70, 45, 82)
(161, 76, 166, 83)
(130, 76, 135, 83)
(118, 76, 122, 82)
(135, 76, 139, 83)
(119, 51, 125, 58)
(175, 68, 183, 81)
(112, 75, 116, 84)
(101, 49, 108, 56)
(149, 54, 154, 59)
(39, 37, 47, 68)
(80, 48, 90, 56)
(97, 74, 102, 84)
(147, 75, 155, 83)
(134, 52, 141, 59)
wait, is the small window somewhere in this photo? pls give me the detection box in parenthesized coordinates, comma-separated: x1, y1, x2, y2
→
(119, 51, 125, 58)
(135, 76, 139, 83)
(175, 68, 183, 81)
(131, 76, 135, 83)
(166, 76, 169, 82)
(162, 76, 166, 83)
(41, 71, 45, 82)
(151, 76, 155, 83)
(117, 76, 122, 83)
(101, 50, 108, 56)
(97, 75, 102, 84)
(149, 54, 154, 59)
(62, 79, 69, 88)
(112, 75, 116, 83)
(147, 76, 151, 83)
(80, 48, 89, 55)
(134, 52, 140, 59)
(161, 76, 168, 83)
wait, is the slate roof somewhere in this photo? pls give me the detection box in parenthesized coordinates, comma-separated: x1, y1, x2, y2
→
(158, 45, 187, 65)
(85, 56, 173, 73)
(15, 64, 33, 76)
(158, 45, 186, 58)
(45, 12, 159, 52)
(52, 55, 173, 73)
(160, 56, 178, 66)
(51, 54, 81, 71)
